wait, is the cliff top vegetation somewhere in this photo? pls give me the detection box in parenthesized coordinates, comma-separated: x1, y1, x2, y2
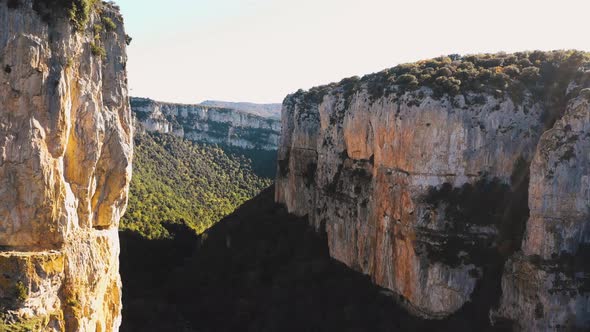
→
(29, 0, 99, 29)
(289, 50, 590, 109)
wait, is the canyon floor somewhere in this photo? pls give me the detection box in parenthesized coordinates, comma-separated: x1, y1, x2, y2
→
(119, 186, 513, 332)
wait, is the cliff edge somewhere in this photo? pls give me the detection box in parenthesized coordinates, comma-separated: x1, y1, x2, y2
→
(276, 51, 590, 330)
(0, 0, 132, 330)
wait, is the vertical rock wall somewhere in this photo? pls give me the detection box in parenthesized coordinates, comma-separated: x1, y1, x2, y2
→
(276, 88, 543, 318)
(495, 97, 590, 331)
(0, 1, 132, 330)
(276, 54, 590, 329)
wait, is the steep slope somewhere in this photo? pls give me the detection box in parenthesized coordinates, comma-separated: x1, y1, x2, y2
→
(276, 50, 590, 329)
(121, 132, 271, 239)
(0, 0, 132, 330)
(131, 97, 281, 150)
(120, 186, 511, 331)
(199, 100, 282, 119)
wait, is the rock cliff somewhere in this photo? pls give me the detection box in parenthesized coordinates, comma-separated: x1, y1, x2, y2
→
(494, 96, 590, 330)
(131, 97, 281, 150)
(275, 51, 590, 329)
(0, 0, 132, 330)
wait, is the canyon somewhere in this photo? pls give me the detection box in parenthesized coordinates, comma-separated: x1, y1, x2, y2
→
(0, 0, 132, 330)
(276, 51, 590, 330)
(1, 1, 589, 331)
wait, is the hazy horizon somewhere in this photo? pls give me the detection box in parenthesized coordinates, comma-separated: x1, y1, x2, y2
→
(116, 0, 590, 104)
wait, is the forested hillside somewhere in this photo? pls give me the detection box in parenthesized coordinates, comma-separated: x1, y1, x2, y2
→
(121, 132, 272, 239)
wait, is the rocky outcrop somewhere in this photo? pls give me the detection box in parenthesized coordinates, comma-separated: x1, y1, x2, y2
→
(494, 96, 590, 330)
(275, 52, 590, 329)
(0, 1, 132, 330)
(131, 97, 281, 150)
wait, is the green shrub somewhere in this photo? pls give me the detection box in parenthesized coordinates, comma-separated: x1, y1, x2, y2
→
(396, 74, 418, 87)
(93, 23, 103, 35)
(68, 0, 100, 31)
(521, 66, 540, 83)
(436, 67, 453, 77)
(518, 58, 533, 67)
(490, 71, 510, 89)
(419, 73, 432, 82)
(15, 281, 27, 302)
(33, 0, 99, 31)
(502, 65, 520, 77)
(477, 57, 504, 68)
(90, 41, 106, 59)
(455, 67, 478, 82)
(434, 76, 461, 95)
(102, 16, 117, 31)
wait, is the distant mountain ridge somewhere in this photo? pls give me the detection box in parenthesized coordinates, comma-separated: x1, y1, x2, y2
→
(200, 100, 282, 119)
(131, 97, 281, 151)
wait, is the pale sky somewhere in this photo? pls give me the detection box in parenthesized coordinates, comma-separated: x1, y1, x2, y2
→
(115, 0, 590, 104)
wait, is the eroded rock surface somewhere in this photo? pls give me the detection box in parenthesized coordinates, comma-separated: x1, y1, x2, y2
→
(494, 96, 590, 331)
(0, 1, 132, 330)
(276, 52, 590, 329)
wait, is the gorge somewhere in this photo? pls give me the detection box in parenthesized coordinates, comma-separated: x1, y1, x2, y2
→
(121, 51, 590, 331)
(1, 1, 589, 331)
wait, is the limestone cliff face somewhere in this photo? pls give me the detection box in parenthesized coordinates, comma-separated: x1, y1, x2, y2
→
(276, 52, 590, 329)
(0, 1, 132, 330)
(131, 97, 281, 150)
(495, 96, 590, 330)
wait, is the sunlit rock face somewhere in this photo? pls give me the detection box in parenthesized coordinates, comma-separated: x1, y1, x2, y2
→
(276, 55, 590, 329)
(131, 97, 281, 150)
(0, 1, 132, 330)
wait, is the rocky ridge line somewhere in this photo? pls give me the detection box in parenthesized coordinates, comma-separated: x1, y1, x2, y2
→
(131, 97, 281, 151)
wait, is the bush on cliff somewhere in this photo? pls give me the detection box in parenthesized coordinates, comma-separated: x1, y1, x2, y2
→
(90, 41, 106, 58)
(33, 0, 100, 31)
(102, 16, 116, 31)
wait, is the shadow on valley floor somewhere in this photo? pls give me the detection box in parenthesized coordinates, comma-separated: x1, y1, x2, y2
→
(120, 186, 510, 332)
